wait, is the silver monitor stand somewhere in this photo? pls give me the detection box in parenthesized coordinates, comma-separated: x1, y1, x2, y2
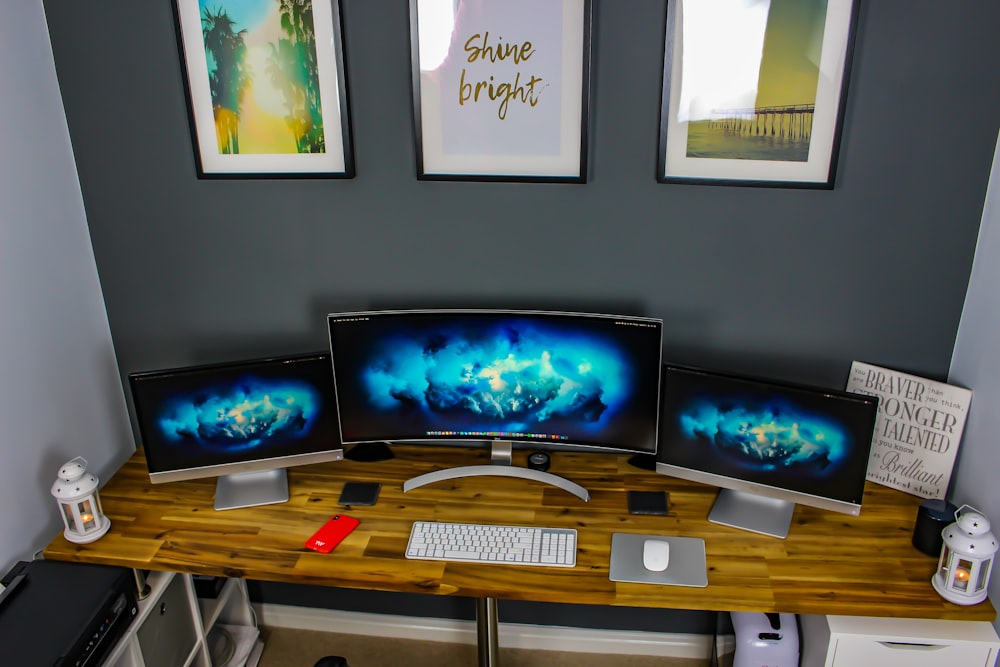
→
(402, 441, 591, 502)
(707, 488, 795, 539)
(214, 468, 289, 511)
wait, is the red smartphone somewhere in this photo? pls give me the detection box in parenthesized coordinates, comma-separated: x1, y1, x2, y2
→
(305, 514, 360, 553)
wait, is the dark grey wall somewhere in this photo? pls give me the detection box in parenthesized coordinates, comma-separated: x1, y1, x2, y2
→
(42, 1, 1000, 389)
(42, 0, 999, 631)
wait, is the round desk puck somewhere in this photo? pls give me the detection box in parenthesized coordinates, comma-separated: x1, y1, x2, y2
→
(527, 451, 551, 472)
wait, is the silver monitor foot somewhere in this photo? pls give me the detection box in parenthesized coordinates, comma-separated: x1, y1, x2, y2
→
(402, 465, 590, 501)
(708, 488, 795, 539)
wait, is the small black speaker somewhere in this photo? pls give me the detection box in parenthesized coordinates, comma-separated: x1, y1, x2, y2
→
(912, 499, 958, 556)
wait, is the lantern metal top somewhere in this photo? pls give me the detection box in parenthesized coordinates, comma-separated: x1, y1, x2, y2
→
(51, 457, 100, 500)
(955, 509, 990, 536)
(57, 456, 89, 482)
(943, 505, 998, 558)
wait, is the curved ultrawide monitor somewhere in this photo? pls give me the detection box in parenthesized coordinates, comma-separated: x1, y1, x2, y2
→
(327, 310, 664, 455)
(655, 363, 879, 536)
(129, 352, 343, 508)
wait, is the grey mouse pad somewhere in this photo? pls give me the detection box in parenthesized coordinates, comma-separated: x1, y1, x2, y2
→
(609, 533, 708, 587)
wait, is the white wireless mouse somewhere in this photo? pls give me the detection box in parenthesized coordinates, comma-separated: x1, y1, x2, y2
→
(642, 539, 670, 572)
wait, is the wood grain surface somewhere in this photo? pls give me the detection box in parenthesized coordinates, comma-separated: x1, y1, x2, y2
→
(43, 446, 996, 621)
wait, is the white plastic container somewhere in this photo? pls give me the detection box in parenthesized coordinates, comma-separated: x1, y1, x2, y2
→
(731, 612, 800, 667)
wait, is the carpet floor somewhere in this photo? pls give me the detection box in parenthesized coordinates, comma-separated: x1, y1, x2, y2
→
(255, 626, 716, 667)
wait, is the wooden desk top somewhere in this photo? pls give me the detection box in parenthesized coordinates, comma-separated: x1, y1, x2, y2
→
(44, 446, 995, 622)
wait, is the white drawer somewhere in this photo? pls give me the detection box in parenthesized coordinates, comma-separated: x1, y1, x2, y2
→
(833, 636, 994, 667)
(800, 614, 1000, 667)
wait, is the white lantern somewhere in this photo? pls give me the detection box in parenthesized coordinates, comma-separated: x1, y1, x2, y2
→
(931, 504, 997, 605)
(51, 457, 110, 544)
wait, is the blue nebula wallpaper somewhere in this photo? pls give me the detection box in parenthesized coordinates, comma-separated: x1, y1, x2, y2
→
(131, 354, 342, 475)
(657, 365, 878, 504)
(329, 312, 663, 452)
(156, 378, 320, 452)
(363, 323, 627, 430)
(679, 398, 849, 477)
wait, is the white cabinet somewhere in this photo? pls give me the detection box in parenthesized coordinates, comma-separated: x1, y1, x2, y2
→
(103, 572, 260, 667)
(800, 614, 1000, 667)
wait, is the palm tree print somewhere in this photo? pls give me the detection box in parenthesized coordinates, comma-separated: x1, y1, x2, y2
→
(267, 0, 325, 153)
(199, 0, 325, 155)
(202, 7, 250, 154)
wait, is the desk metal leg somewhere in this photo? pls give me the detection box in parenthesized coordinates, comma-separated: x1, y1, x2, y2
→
(131, 568, 151, 600)
(476, 597, 500, 666)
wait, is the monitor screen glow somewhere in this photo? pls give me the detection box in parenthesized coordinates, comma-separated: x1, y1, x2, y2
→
(656, 363, 879, 527)
(327, 310, 664, 455)
(130, 352, 343, 485)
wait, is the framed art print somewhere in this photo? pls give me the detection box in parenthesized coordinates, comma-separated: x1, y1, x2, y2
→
(657, 0, 859, 188)
(409, 0, 592, 182)
(173, 0, 354, 178)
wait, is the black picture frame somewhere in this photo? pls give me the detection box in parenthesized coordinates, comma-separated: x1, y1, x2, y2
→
(657, 0, 859, 188)
(173, 0, 355, 178)
(408, 0, 592, 183)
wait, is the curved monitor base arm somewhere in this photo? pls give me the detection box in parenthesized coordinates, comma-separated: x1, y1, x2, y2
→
(402, 465, 591, 502)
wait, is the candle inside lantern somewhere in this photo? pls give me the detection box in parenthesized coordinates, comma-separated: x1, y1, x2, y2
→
(79, 499, 95, 526)
(953, 560, 972, 591)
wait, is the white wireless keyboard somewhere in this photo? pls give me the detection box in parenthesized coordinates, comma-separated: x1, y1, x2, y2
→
(405, 521, 577, 567)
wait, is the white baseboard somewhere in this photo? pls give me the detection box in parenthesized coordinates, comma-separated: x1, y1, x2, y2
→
(255, 603, 735, 659)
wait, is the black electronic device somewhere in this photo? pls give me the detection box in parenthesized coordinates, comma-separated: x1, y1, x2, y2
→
(912, 499, 958, 556)
(528, 452, 552, 472)
(338, 482, 381, 506)
(527, 451, 551, 472)
(0, 560, 138, 667)
(627, 490, 670, 516)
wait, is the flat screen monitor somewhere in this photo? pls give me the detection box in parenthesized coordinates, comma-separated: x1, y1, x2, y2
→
(655, 363, 879, 538)
(129, 352, 343, 510)
(327, 310, 663, 499)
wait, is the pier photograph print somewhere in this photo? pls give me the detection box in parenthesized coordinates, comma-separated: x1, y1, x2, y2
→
(658, 0, 858, 187)
(409, 0, 591, 181)
(173, 0, 353, 177)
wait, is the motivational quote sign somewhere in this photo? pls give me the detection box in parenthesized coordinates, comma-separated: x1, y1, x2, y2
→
(414, 0, 585, 178)
(458, 32, 547, 120)
(846, 361, 972, 499)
